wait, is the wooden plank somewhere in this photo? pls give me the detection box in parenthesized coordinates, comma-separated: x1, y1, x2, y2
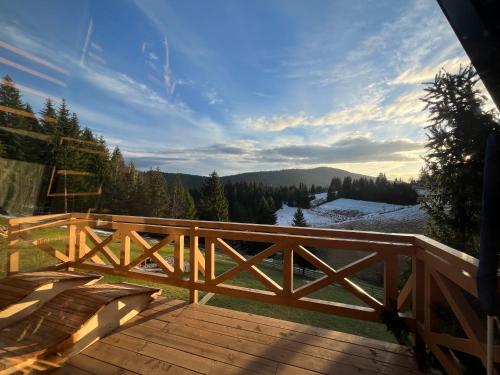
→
(397, 273, 413, 312)
(98, 333, 214, 374)
(8, 213, 71, 225)
(79, 228, 120, 265)
(283, 247, 293, 295)
(156, 315, 383, 375)
(118, 324, 278, 375)
(192, 282, 379, 322)
(82, 341, 197, 374)
(72, 213, 416, 244)
(211, 239, 283, 294)
(384, 256, 398, 309)
(141, 301, 415, 367)
(190, 227, 199, 303)
(66, 354, 137, 375)
(51, 363, 93, 375)
(154, 314, 419, 372)
(182, 303, 412, 356)
(204, 238, 215, 281)
(127, 232, 175, 272)
(430, 269, 487, 366)
(67, 220, 77, 262)
(198, 228, 417, 255)
(174, 234, 185, 277)
(120, 231, 131, 268)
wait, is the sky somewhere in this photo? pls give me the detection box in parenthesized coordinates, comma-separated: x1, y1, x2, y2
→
(0, 0, 480, 179)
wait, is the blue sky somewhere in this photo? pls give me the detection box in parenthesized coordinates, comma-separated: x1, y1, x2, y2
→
(0, 0, 476, 179)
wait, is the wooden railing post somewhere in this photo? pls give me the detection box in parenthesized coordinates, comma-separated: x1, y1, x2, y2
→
(189, 226, 199, 303)
(412, 256, 425, 323)
(7, 223, 19, 275)
(76, 225, 87, 260)
(120, 229, 131, 268)
(66, 217, 77, 271)
(205, 238, 215, 282)
(283, 247, 293, 295)
(384, 256, 398, 309)
(174, 234, 185, 277)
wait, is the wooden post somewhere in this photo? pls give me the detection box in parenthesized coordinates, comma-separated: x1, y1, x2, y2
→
(283, 247, 293, 295)
(189, 226, 199, 303)
(413, 257, 425, 323)
(174, 234, 185, 277)
(76, 227, 87, 259)
(205, 238, 215, 282)
(384, 256, 398, 309)
(120, 230, 131, 268)
(7, 224, 19, 275)
(67, 219, 77, 262)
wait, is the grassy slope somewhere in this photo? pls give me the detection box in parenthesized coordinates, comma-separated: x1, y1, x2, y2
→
(0, 217, 394, 342)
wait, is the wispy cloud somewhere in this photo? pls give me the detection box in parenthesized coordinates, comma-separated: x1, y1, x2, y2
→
(241, 88, 428, 131)
(390, 57, 467, 85)
(206, 89, 223, 105)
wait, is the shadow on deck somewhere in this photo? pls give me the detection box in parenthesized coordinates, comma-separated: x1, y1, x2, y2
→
(54, 298, 422, 375)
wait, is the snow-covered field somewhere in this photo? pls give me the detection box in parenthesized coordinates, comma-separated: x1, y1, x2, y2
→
(277, 195, 427, 233)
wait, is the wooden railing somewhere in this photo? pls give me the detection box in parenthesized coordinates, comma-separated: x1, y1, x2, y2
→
(5, 213, 499, 374)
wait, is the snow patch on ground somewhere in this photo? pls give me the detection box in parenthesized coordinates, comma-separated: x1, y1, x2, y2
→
(277, 196, 427, 233)
(309, 192, 327, 207)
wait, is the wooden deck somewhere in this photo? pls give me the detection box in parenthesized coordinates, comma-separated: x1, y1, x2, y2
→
(53, 298, 421, 375)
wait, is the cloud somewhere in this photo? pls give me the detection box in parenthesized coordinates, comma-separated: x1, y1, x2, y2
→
(241, 88, 428, 131)
(119, 136, 423, 171)
(391, 57, 467, 85)
(148, 51, 158, 60)
(206, 89, 223, 105)
(90, 42, 103, 53)
(266, 137, 424, 164)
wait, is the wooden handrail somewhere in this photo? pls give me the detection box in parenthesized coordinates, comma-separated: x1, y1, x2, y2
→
(5, 213, 499, 373)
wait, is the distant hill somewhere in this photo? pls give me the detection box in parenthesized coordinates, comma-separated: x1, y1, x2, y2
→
(163, 167, 372, 190)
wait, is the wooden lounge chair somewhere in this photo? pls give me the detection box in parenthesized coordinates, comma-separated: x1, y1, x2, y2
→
(0, 271, 101, 330)
(0, 282, 161, 374)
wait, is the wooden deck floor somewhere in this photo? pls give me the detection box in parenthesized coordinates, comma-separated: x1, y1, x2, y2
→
(53, 298, 422, 375)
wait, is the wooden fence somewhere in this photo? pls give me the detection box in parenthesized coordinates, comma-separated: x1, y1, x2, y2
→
(6, 213, 499, 374)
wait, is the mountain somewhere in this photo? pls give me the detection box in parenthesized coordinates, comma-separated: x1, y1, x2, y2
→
(163, 167, 372, 190)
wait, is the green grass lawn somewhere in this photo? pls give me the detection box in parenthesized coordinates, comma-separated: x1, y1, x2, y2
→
(0, 217, 395, 342)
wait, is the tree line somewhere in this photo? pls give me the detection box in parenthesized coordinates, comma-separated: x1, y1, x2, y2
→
(0, 75, 197, 219)
(326, 174, 418, 205)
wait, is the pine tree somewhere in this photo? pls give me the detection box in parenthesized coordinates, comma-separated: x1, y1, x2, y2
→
(256, 196, 277, 224)
(198, 171, 229, 221)
(169, 175, 197, 219)
(421, 65, 499, 254)
(101, 147, 127, 213)
(144, 167, 170, 217)
(292, 208, 308, 227)
(327, 177, 342, 201)
(39, 98, 57, 134)
(291, 208, 315, 274)
(0, 76, 26, 160)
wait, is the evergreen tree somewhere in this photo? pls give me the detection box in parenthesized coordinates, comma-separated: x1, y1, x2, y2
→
(198, 171, 229, 221)
(256, 196, 277, 225)
(0, 76, 26, 160)
(327, 177, 342, 201)
(169, 175, 197, 219)
(421, 65, 499, 254)
(39, 98, 57, 134)
(144, 167, 170, 217)
(291, 208, 315, 274)
(292, 208, 308, 227)
(101, 147, 127, 213)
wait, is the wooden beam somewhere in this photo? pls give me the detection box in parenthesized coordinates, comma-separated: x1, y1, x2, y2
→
(283, 247, 293, 295)
(190, 227, 199, 304)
